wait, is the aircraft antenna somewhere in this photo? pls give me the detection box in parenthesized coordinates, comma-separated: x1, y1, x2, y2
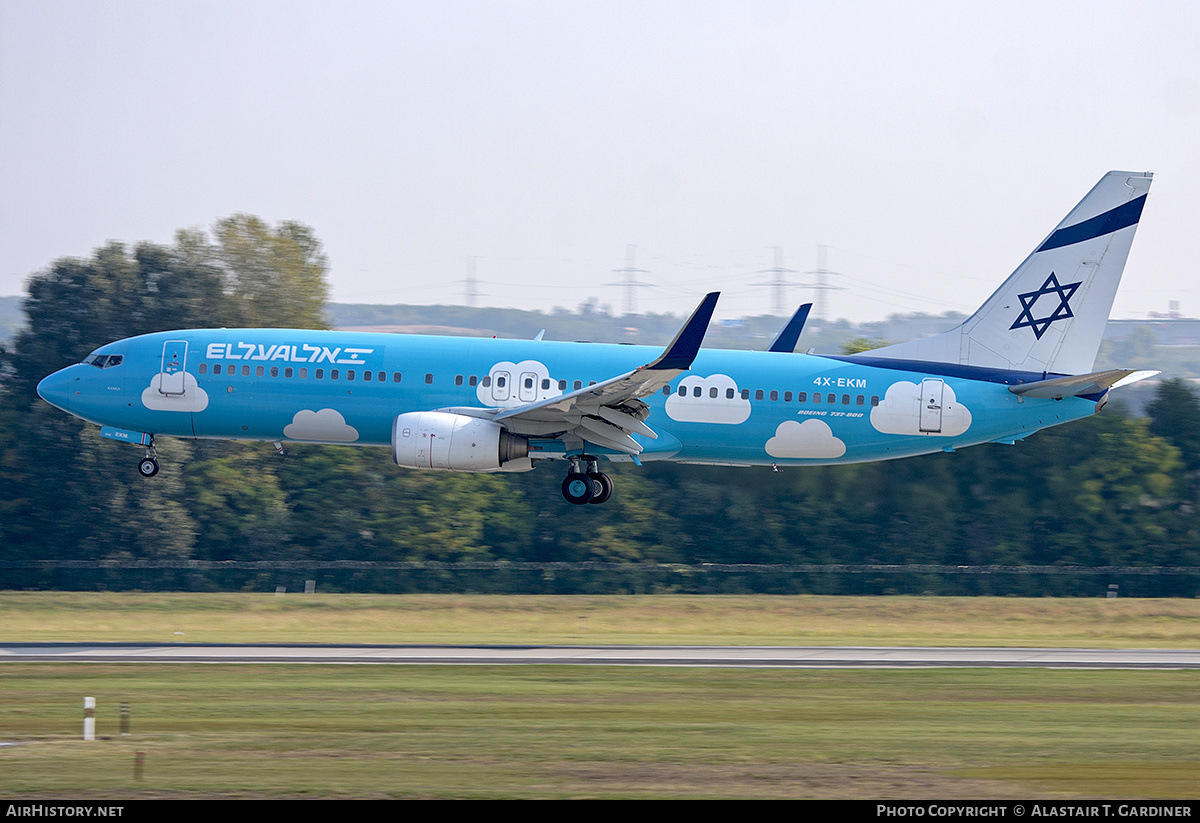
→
(608, 244, 653, 316)
(803, 245, 844, 324)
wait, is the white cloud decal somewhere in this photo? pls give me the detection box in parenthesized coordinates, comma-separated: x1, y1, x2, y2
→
(765, 419, 847, 459)
(476, 360, 563, 408)
(870, 380, 972, 437)
(283, 409, 360, 442)
(664, 374, 751, 425)
(141, 372, 209, 412)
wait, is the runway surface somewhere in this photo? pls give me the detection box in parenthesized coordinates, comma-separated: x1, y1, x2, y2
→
(3, 643, 1200, 668)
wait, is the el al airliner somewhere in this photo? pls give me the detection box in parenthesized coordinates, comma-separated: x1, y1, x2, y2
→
(37, 171, 1158, 504)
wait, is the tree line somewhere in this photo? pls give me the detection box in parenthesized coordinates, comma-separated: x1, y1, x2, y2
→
(2, 219, 1199, 593)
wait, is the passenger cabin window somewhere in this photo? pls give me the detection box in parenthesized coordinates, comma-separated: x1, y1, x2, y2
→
(364, 370, 373, 381)
(316, 369, 324, 379)
(425, 373, 433, 384)
(256, 366, 264, 377)
(393, 372, 402, 383)
(330, 369, 339, 380)
(199, 364, 207, 374)
(347, 370, 355, 381)
(241, 365, 249, 376)
(213, 364, 223, 375)
(726, 388, 735, 399)
(755, 390, 764, 400)
(798, 392, 807, 402)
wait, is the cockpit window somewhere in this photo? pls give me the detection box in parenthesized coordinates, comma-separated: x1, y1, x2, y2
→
(84, 354, 123, 368)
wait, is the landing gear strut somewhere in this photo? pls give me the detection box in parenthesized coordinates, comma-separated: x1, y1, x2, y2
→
(561, 456, 613, 505)
(137, 438, 160, 478)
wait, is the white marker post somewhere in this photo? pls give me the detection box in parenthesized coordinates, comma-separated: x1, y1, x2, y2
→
(83, 697, 95, 741)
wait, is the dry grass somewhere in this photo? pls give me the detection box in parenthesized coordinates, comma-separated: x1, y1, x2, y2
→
(1, 592, 1198, 646)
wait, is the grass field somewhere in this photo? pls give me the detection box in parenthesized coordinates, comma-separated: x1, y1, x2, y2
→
(1, 593, 1199, 798)
(3, 591, 1200, 646)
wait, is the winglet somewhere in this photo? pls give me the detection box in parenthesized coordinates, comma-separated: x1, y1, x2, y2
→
(645, 292, 719, 370)
(768, 303, 812, 353)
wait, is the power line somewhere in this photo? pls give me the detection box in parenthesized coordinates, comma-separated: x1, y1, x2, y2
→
(753, 246, 801, 316)
(803, 245, 844, 323)
(608, 244, 653, 316)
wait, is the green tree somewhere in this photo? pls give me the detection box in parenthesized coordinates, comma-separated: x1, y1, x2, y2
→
(1147, 379, 1200, 473)
(0, 216, 331, 562)
(214, 215, 330, 329)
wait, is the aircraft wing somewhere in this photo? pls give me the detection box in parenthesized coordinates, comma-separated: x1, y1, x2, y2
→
(488, 292, 720, 454)
(1007, 369, 1160, 399)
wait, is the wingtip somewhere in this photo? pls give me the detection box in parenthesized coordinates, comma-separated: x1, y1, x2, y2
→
(646, 291, 720, 371)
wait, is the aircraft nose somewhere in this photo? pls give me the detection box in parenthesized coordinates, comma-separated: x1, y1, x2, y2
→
(36, 368, 75, 412)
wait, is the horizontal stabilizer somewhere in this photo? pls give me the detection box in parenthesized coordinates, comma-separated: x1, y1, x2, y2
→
(1008, 369, 1160, 399)
(768, 303, 812, 353)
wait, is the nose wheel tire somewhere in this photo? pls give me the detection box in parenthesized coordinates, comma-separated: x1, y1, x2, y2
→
(138, 457, 160, 478)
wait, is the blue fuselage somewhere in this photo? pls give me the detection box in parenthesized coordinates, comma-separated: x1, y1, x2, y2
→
(37, 328, 1095, 466)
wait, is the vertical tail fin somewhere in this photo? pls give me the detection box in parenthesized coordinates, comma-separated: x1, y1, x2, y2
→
(870, 171, 1152, 375)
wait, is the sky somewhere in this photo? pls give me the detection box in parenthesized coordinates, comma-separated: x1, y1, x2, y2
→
(2, 1, 1198, 323)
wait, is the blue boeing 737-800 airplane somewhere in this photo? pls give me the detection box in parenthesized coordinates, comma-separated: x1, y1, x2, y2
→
(37, 171, 1158, 504)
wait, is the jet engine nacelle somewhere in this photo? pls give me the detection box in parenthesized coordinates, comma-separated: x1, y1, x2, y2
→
(391, 411, 532, 472)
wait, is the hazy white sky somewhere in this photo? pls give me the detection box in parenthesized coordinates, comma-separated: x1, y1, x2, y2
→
(2, 1, 1198, 322)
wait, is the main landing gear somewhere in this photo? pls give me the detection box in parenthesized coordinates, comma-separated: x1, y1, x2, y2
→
(561, 456, 613, 505)
(137, 438, 159, 478)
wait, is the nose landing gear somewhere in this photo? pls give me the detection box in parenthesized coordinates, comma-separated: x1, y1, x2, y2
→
(561, 456, 613, 505)
(137, 438, 159, 478)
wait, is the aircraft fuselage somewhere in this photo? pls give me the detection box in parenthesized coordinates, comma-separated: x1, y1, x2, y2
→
(38, 327, 1094, 468)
